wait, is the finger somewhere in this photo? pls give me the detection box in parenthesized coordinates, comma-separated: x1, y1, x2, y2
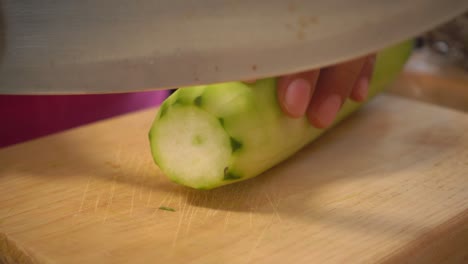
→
(307, 57, 367, 128)
(350, 54, 377, 102)
(276, 70, 320, 118)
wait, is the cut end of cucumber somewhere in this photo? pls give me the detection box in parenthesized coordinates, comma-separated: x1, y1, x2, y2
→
(150, 105, 232, 189)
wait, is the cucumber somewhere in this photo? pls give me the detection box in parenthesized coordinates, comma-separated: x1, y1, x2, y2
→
(149, 40, 414, 190)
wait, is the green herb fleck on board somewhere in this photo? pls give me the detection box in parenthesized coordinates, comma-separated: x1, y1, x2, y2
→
(159, 206, 176, 212)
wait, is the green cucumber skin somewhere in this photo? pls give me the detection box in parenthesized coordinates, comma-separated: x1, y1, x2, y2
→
(149, 40, 414, 190)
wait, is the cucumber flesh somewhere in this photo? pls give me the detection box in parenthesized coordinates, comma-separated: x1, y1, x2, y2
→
(153, 105, 232, 188)
(149, 40, 414, 190)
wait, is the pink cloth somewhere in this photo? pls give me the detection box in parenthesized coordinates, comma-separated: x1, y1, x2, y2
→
(0, 91, 169, 148)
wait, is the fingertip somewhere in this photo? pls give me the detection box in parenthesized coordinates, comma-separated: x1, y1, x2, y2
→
(306, 58, 366, 129)
(280, 78, 312, 118)
(350, 78, 369, 102)
(276, 70, 320, 118)
(307, 94, 341, 129)
(350, 54, 375, 102)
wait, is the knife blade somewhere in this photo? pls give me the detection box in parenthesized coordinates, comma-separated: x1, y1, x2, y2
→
(0, 0, 467, 94)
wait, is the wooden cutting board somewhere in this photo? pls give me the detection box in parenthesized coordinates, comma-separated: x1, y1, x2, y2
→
(1, 94, 468, 264)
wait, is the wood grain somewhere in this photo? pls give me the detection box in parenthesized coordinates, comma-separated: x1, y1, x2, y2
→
(1, 94, 468, 264)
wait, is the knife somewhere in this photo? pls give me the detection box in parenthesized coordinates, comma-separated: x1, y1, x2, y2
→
(0, 0, 467, 94)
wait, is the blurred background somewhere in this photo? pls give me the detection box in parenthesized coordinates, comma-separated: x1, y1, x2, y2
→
(388, 11, 468, 113)
(1, 11, 467, 149)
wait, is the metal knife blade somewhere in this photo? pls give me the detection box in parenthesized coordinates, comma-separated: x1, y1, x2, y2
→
(0, 0, 467, 94)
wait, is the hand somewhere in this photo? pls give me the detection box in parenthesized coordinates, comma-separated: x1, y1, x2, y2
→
(247, 54, 376, 129)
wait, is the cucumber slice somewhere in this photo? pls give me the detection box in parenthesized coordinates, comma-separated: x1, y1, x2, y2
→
(149, 40, 414, 189)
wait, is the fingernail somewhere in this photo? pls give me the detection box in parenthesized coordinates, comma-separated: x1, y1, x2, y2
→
(284, 78, 311, 117)
(315, 94, 341, 128)
(355, 78, 369, 101)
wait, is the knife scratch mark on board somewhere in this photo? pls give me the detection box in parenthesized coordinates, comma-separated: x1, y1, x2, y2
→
(204, 207, 214, 222)
(208, 193, 218, 217)
(136, 159, 145, 201)
(146, 189, 153, 207)
(183, 192, 192, 234)
(247, 191, 254, 228)
(128, 154, 137, 216)
(172, 216, 183, 251)
(224, 211, 231, 232)
(103, 145, 122, 222)
(249, 209, 253, 228)
(94, 194, 101, 212)
(147, 192, 174, 234)
(185, 206, 194, 235)
(185, 192, 198, 235)
(223, 189, 233, 231)
(246, 215, 274, 263)
(103, 175, 117, 223)
(78, 175, 91, 214)
(131, 185, 136, 216)
(172, 189, 187, 251)
(202, 192, 213, 223)
(151, 192, 171, 217)
(178, 188, 184, 214)
(146, 191, 173, 236)
(159, 191, 176, 217)
(264, 191, 282, 223)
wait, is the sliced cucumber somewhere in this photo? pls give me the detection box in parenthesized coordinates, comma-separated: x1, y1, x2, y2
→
(149, 40, 414, 189)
